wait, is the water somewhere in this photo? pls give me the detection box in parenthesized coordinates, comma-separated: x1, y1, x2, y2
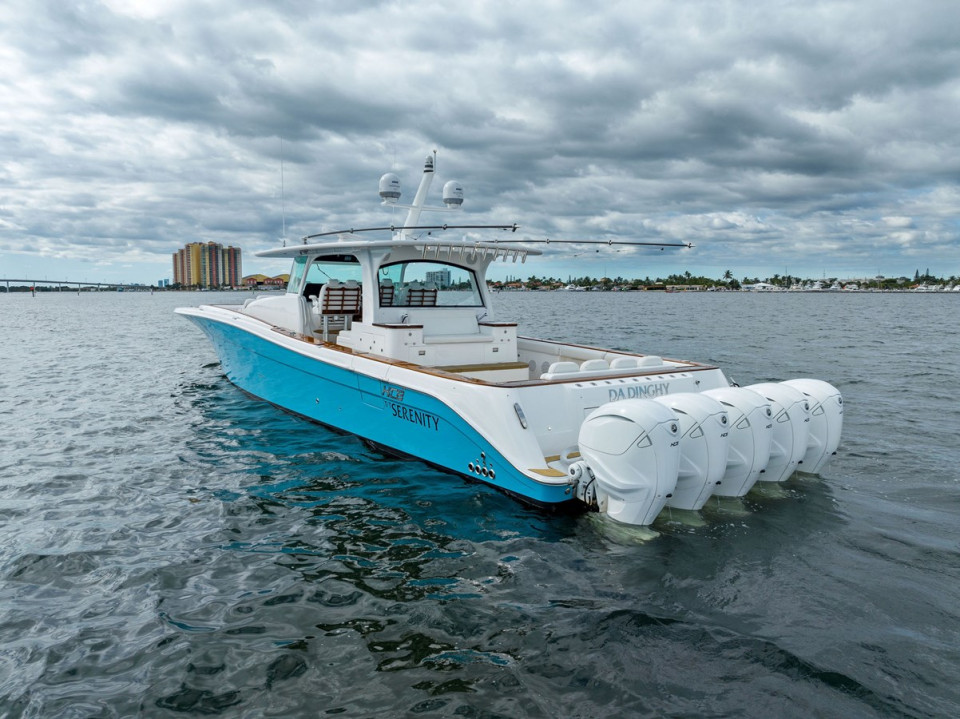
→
(1, 289, 958, 717)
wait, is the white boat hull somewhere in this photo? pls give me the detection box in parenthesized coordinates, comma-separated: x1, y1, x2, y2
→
(178, 304, 843, 526)
(176, 153, 843, 527)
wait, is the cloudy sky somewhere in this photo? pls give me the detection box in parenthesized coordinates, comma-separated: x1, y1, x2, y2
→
(2, 0, 959, 285)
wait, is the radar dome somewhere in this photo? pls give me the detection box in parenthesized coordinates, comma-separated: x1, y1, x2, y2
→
(379, 173, 401, 203)
(442, 180, 464, 207)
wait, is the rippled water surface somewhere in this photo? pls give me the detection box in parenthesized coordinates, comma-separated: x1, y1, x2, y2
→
(2, 289, 959, 717)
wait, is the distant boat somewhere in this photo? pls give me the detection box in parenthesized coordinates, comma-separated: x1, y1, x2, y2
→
(177, 153, 843, 528)
(742, 282, 781, 292)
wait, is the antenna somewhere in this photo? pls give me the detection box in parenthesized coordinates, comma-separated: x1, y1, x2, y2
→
(280, 137, 286, 243)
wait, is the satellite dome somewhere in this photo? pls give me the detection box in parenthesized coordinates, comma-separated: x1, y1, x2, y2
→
(379, 173, 401, 203)
(442, 180, 464, 207)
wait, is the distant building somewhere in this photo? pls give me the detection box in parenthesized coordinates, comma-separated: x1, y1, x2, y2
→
(243, 274, 289, 288)
(244, 274, 269, 287)
(425, 268, 451, 288)
(173, 242, 243, 288)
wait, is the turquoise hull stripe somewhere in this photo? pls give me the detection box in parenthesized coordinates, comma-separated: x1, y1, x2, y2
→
(185, 315, 572, 506)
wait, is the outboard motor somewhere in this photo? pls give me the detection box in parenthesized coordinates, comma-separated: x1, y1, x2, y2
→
(702, 387, 773, 497)
(652, 392, 730, 511)
(746, 382, 811, 483)
(782, 379, 843, 474)
(576, 399, 682, 526)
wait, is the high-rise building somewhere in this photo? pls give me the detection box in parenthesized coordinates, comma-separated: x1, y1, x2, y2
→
(425, 268, 451, 288)
(173, 242, 243, 288)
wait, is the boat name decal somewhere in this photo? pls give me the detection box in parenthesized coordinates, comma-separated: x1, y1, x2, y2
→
(607, 382, 670, 402)
(387, 400, 440, 431)
(380, 382, 405, 401)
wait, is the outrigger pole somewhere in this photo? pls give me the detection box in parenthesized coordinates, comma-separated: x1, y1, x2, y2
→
(526, 238, 694, 249)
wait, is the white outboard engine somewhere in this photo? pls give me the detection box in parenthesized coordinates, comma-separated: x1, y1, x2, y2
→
(576, 399, 682, 526)
(652, 392, 730, 511)
(702, 387, 773, 497)
(782, 379, 844, 474)
(746, 382, 812, 483)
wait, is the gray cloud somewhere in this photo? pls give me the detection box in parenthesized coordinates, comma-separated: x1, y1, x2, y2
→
(1, 0, 958, 283)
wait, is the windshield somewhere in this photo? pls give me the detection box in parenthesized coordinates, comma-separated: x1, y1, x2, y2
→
(378, 260, 484, 307)
(286, 256, 308, 294)
(305, 255, 362, 284)
(300, 255, 362, 298)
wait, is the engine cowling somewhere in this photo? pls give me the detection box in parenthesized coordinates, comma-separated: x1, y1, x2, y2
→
(577, 399, 682, 526)
(746, 382, 811, 483)
(782, 379, 843, 474)
(652, 392, 730, 511)
(702, 387, 773, 497)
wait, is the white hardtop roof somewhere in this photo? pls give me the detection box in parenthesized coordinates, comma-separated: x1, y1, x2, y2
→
(255, 236, 542, 259)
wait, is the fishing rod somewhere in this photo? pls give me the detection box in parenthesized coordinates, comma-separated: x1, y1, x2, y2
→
(301, 224, 519, 242)
(301, 224, 692, 248)
(526, 238, 694, 249)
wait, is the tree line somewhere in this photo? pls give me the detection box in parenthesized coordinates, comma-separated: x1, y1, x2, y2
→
(491, 269, 958, 291)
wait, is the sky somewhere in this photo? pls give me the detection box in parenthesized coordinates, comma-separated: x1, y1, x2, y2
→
(2, 0, 959, 286)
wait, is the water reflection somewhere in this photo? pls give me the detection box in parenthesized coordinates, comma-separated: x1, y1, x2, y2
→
(150, 371, 585, 710)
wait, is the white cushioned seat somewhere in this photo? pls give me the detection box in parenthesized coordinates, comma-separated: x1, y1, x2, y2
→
(580, 359, 610, 372)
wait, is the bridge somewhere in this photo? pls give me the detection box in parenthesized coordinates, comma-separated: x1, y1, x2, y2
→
(1, 278, 157, 293)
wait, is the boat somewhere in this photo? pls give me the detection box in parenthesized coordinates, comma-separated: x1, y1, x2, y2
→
(176, 154, 843, 528)
(742, 282, 781, 292)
